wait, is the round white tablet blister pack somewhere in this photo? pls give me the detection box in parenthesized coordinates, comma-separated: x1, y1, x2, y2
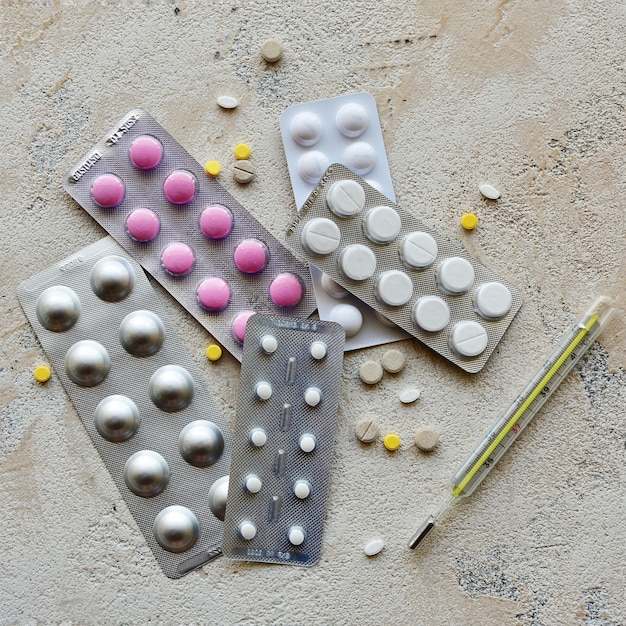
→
(437, 257, 475, 294)
(450, 320, 488, 357)
(290, 111, 323, 146)
(336, 102, 369, 137)
(326, 179, 365, 217)
(474, 282, 513, 319)
(412, 296, 450, 332)
(364, 205, 402, 243)
(301, 218, 341, 256)
(400, 231, 438, 269)
(339, 244, 377, 281)
(375, 270, 413, 307)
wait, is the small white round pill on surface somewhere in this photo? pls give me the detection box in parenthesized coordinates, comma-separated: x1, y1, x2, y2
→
(321, 273, 348, 298)
(381, 349, 406, 374)
(375, 270, 413, 307)
(293, 479, 311, 499)
(260, 334, 278, 353)
(479, 183, 501, 200)
(290, 111, 323, 147)
(359, 360, 383, 385)
(450, 320, 488, 357)
(297, 151, 330, 184)
(399, 388, 421, 404)
(244, 474, 262, 493)
(415, 427, 439, 451)
(412, 296, 450, 332)
(288, 526, 306, 546)
(217, 95, 238, 109)
(400, 231, 438, 269)
(328, 303, 363, 337)
(301, 218, 341, 256)
(304, 387, 322, 407)
(326, 179, 365, 217)
(310, 340, 328, 360)
(339, 244, 377, 281)
(364, 205, 402, 243)
(474, 282, 513, 319)
(254, 382, 273, 401)
(364, 538, 385, 556)
(437, 257, 475, 294)
(299, 433, 317, 452)
(238, 521, 257, 540)
(344, 141, 376, 175)
(249, 427, 268, 447)
(336, 102, 369, 137)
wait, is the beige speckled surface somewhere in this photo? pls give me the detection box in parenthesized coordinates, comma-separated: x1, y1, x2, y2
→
(1, 1, 624, 624)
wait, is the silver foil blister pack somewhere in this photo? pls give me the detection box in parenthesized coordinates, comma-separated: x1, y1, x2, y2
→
(17, 237, 231, 578)
(222, 315, 345, 566)
(62, 109, 316, 361)
(285, 164, 523, 373)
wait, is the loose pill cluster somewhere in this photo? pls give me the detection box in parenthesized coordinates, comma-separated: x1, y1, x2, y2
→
(222, 315, 345, 566)
(63, 109, 316, 361)
(17, 238, 231, 579)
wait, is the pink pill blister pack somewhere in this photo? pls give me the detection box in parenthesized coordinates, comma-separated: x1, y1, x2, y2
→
(285, 164, 523, 373)
(63, 109, 316, 361)
(17, 237, 232, 579)
(222, 315, 345, 566)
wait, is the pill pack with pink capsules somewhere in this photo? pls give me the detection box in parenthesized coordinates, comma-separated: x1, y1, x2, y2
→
(221, 314, 345, 566)
(285, 164, 523, 373)
(63, 109, 316, 361)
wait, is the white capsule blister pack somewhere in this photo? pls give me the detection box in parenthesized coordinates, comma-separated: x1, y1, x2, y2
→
(62, 109, 316, 361)
(222, 315, 345, 566)
(285, 164, 523, 373)
(17, 237, 231, 578)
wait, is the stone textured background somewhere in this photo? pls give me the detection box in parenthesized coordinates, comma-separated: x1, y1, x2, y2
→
(1, 1, 624, 624)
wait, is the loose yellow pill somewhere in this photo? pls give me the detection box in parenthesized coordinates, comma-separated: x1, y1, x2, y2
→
(205, 344, 223, 361)
(234, 144, 251, 160)
(204, 160, 221, 177)
(383, 433, 401, 451)
(461, 213, 478, 230)
(34, 365, 51, 383)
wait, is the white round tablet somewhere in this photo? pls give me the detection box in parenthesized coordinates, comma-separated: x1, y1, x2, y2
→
(412, 296, 450, 332)
(260, 334, 278, 353)
(339, 244, 377, 281)
(344, 141, 376, 175)
(299, 433, 317, 452)
(304, 387, 322, 407)
(320, 273, 348, 298)
(254, 382, 272, 401)
(288, 526, 306, 546)
(244, 474, 262, 493)
(474, 282, 512, 319)
(437, 257, 475, 294)
(450, 320, 488, 357)
(328, 303, 363, 337)
(249, 427, 268, 446)
(326, 179, 366, 217)
(375, 270, 413, 307)
(301, 218, 341, 255)
(364, 205, 402, 243)
(238, 520, 257, 540)
(310, 340, 328, 360)
(336, 102, 369, 137)
(290, 111, 323, 147)
(400, 231, 438, 269)
(297, 150, 330, 184)
(293, 479, 311, 499)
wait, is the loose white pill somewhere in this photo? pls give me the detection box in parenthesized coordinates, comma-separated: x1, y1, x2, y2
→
(364, 205, 402, 243)
(217, 95, 238, 109)
(293, 479, 311, 499)
(339, 244, 377, 281)
(326, 179, 365, 217)
(364, 538, 385, 556)
(344, 141, 376, 175)
(400, 231, 438, 269)
(479, 183, 501, 199)
(450, 320, 488, 357)
(310, 340, 328, 360)
(328, 303, 363, 337)
(288, 526, 306, 546)
(399, 388, 421, 404)
(304, 387, 322, 407)
(254, 382, 272, 401)
(299, 433, 317, 452)
(437, 257, 475, 294)
(249, 427, 268, 446)
(375, 270, 413, 307)
(336, 102, 369, 137)
(260, 334, 278, 353)
(297, 151, 330, 184)
(320, 273, 348, 298)
(290, 111, 323, 147)
(412, 296, 450, 332)
(474, 282, 513, 319)
(244, 474, 262, 493)
(301, 218, 341, 256)
(238, 521, 257, 540)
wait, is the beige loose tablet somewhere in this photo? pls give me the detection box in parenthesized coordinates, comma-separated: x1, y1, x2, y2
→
(261, 38, 284, 63)
(359, 360, 383, 385)
(355, 418, 379, 443)
(415, 427, 438, 452)
(381, 349, 406, 374)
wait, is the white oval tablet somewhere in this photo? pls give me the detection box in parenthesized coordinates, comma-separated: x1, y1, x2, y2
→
(297, 150, 330, 184)
(304, 387, 322, 407)
(450, 320, 488, 357)
(328, 303, 363, 337)
(479, 183, 501, 200)
(326, 179, 365, 217)
(400, 231, 438, 269)
(244, 474, 262, 493)
(299, 433, 317, 452)
(254, 382, 272, 401)
(290, 111, 323, 146)
(412, 296, 450, 332)
(364, 538, 385, 556)
(375, 270, 413, 307)
(339, 244, 377, 281)
(238, 521, 257, 540)
(301, 218, 341, 255)
(293, 479, 311, 499)
(310, 340, 327, 360)
(344, 142, 376, 175)
(288, 526, 306, 546)
(364, 205, 402, 243)
(217, 95, 238, 109)
(260, 334, 278, 353)
(437, 257, 475, 294)
(336, 102, 369, 137)
(320, 273, 348, 298)
(249, 427, 268, 446)
(399, 388, 421, 404)
(474, 282, 512, 319)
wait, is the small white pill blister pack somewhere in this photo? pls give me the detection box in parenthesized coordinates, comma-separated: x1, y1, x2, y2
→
(17, 237, 231, 578)
(222, 315, 345, 566)
(63, 109, 316, 361)
(285, 164, 523, 373)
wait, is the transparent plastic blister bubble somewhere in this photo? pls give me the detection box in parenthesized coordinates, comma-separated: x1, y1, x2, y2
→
(62, 109, 316, 362)
(284, 164, 523, 374)
(221, 315, 345, 566)
(17, 237, 231, 578)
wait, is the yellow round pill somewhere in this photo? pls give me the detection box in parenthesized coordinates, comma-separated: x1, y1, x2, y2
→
(205, 344, 223, 361)
(461, 213, 478, 230)
(204, 160, 221, 177)
(234, 144, 251, 160)
(383, 433, 401, 451)
(34, 365, 51, 383)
